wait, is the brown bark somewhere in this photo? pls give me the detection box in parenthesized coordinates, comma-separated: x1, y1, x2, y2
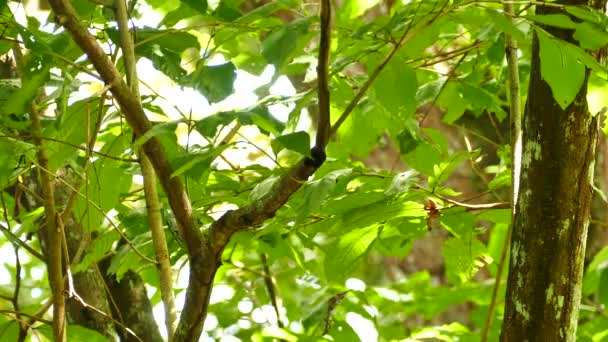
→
(63, 222, 114, 337)
(501, 1, 602, 340)
(99, 259, 163, 342)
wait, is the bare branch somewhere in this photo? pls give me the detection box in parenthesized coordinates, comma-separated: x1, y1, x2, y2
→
(316, 0, 331, 148)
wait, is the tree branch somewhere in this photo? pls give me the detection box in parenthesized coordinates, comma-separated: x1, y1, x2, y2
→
(315, 0, 331, 148)
(174, 0, 333, 339)
(113, 0, 177, 338)
(12, 42, 66, 341)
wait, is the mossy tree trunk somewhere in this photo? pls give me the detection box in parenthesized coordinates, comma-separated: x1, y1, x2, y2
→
(501, 1, 604, 340)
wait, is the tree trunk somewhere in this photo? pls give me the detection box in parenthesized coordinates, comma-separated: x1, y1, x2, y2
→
(501, 1, 602, 340)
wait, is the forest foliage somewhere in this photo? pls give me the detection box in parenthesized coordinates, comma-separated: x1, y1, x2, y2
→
(0, 0, 608, 341)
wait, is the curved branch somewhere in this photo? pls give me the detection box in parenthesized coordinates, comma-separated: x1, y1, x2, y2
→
(174, 1, 333, 339)
(46, 0, 201, 257)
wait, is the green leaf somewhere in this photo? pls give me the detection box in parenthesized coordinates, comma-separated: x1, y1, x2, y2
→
(565, 5, 605, 24)
(429, 151, 477, 190)
(486, 223, 508, 266)
(573, 22, 608, 50)
(416, 78, 445, 106)
(0, 138, 36, 188)
(384, 170, 418, 197)
(271, 131, 310, 156)
(438, 82, 466, 123)
(324, 225, 378, 283)
(339, 199, 426, 232)
(525, 14, 578, 29)
(182, 0, 207, 14)
(133, 121, 179, 149)
(410, 323, 473, 340)
(170, 144, 231, 178)
(460, 81, 508, 120)
(321, 191, 386, 216)
(73, 230, 120, 274)
(161, 2, 200, 27)
(0, 318, 18, 340)
(440, 208, 476, 238)
(73, 134, 132, 232)
(377, 217, 427, 257)
(337, 0, 381, 21)
(488, 172, 511, 190)
(2, 65, 49, 115)
(583, 246, 608, 295)
(401, 139, 442, 176)
(477, 209, 511, 225)
(330, 321, 360, 341)
(196, 107, 285, 138)
(248, 106, 286, 136)
(44, 98, 100, 170)
(336, 100, 395, 157)
(261, 327, 298, 342)
(123, 28, 200, 82)
(108, 233, 154, 281)
(536, 28, 586, 109)
(402, 16, 443, 58)
(196, 112, 235, 138)
(249, 175, 278, 202)
(568, 42, 608, 77)
(297, 168, 352, 222)
(236, 0, 297, 24)
(262, 18, 312, 70)
(36, 323, 108, 341)
(186, 62, 237, 103)
(135, 28, 201, 53)
(442, 237, 490, 284)
(598, 268, 608, 308)
(213, 1, 242, 21)
(485, 8, 526, 44)
(372, 58, 417, 117)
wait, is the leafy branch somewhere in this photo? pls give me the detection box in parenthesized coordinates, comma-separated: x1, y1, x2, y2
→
(11, 42, 66, 341)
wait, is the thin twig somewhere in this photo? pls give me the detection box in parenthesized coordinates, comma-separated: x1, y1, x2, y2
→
(330, 7, 447, 136)
(0, 310, 53, 325)
(0, 193, 26, 340)
(0, 134, 139, 163)
(0, 222, 45, 261)
(481, 0, 522, 340)
(69, 291, 143, 342)
(260, 253, 284, 328)
(419, 48, 470, 127)
(414, 184, 510, 210)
